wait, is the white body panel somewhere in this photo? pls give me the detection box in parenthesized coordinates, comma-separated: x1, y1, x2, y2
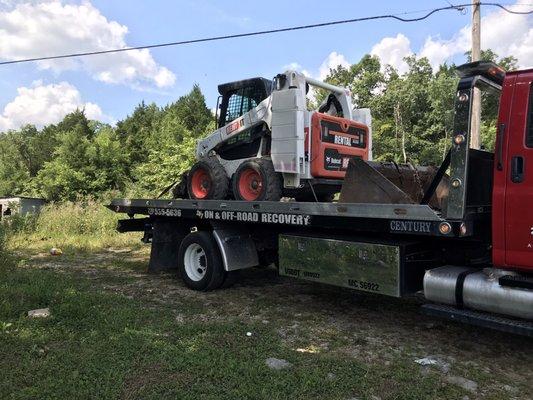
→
(195, 70, 371, 189)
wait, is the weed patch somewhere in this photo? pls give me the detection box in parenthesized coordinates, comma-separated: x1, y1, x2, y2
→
(7, 200, 141, 253)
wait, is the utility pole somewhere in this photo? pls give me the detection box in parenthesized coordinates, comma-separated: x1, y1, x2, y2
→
(470, 0, 481, 149)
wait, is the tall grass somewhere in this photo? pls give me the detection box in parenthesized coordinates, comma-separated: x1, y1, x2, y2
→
(7, 200, 143, 253)
(0, 223, 11, 269)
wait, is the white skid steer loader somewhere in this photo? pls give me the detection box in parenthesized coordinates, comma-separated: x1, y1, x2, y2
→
(174, 70, 372, 202)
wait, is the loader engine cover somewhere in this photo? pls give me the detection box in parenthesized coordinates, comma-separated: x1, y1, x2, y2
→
(310, 113, 369, 179)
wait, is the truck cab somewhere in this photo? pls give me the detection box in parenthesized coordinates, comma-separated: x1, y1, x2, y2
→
(492, 66, 533, 271)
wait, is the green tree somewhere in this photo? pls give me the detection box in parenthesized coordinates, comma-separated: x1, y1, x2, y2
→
(0, 132, 31, 196)
(34, 111, 128, 200)
(133, 119, 196, 197)
(116, 101, 161, 166)
(166, 84, 213, 136)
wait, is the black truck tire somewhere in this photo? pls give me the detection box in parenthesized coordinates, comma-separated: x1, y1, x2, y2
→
(178, 231, 226, 291)
(187, 158, 229, 200)
(232, 159, 282, 201)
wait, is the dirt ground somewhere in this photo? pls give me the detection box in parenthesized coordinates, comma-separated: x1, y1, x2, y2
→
(25, 248, 533, 400)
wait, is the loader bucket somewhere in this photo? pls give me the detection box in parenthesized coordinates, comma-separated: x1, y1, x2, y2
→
(339, 158, 449, 209)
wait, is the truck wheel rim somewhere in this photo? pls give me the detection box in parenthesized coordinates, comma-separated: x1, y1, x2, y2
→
(191, 169, 211, 199)
(238, 168, 263, 201)
(184, 243, 207, 281)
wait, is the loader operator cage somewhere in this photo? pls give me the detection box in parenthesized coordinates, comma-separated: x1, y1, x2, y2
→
(216, 77, 272, 128)
(443, 61, 504, 220)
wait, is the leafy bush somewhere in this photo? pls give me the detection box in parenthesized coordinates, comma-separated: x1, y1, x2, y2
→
(7, 200, 141, 252)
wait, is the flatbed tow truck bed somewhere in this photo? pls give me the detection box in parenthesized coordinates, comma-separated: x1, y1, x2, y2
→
(109, 198, 458, 237)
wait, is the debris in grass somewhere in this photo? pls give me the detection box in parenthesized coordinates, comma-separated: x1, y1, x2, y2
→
(50, 248, 62, 256)
(502, 384, 518, 394)
(414, 356, 450, 373)
(327, 372, 336, 381)
(246, 331, 253, 337)
(28, 308, 50, 318)
(265, 357, 292, 370)
(296, 345, 320, 354)
(445, 375, 478, 393)
(106, 248, 131, 254)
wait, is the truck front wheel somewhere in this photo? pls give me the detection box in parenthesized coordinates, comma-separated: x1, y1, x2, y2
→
(178, 231, 226, 291)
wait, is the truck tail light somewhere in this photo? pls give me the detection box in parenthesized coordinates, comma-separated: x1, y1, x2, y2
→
(439, 222, 452, 235)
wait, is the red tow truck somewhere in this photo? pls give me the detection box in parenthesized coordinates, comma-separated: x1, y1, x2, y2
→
(109, 62, 533, 336)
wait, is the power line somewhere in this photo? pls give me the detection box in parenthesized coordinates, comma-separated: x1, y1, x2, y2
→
(0, 2, 531, 67)
(443, 0, 467, 13)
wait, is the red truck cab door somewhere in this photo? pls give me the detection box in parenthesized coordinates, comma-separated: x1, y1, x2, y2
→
(494, 70, 533, 271)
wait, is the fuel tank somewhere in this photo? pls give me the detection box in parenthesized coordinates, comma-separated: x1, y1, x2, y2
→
(424, 266, 533, 320)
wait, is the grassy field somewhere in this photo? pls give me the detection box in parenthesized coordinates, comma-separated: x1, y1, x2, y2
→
(0, 203, 531, 400)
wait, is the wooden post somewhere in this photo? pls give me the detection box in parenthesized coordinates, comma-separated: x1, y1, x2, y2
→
(471, 0, 481, 149)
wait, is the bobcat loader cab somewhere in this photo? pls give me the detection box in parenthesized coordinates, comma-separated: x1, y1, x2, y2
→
(185, 70, 372, 202)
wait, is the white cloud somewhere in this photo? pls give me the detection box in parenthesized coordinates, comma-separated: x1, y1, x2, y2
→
(420, 2, 533, 69)
(282, 1, 532, 87)
(419, 32, 469, 69)
(370, 33, 413, 74)
(0, 1, 176, 88)
(282, 62, 312, 77)
(318, 51, 350, 80)
(368, 2, 533, 73)
(0, 81, 108, 132)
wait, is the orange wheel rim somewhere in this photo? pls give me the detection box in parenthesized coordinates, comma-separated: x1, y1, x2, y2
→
(191, 169, 211, 199)
(238, 168, 263, 201)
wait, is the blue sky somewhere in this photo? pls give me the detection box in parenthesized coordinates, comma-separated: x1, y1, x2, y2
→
(0, 0, 531, 131)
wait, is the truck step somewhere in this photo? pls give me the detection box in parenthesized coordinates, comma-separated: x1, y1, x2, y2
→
(421, 303, 533, 337)
(498, 274, 533, 290)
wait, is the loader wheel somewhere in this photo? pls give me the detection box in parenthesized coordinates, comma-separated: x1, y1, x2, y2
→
(171, 173, 189, 199)
(187, 158, 229, 200)
(233, 159, 282, 201)
(178, 231, 226, 291)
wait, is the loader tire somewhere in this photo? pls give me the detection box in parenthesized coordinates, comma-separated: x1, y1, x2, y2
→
(232, 159, 282, 201)
(171, 173, 189, 199)
(187, 158, 229, 200)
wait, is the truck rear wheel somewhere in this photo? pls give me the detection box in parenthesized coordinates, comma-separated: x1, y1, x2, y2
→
(233, 159, 282, 201)
(178, 231, 226, 291)
(187, 158, 229, 200)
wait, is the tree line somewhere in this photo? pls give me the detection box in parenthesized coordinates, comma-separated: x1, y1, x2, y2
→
(0, 50, 516, 201)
